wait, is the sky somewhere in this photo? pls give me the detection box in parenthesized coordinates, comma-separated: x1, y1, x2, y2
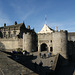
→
(0, 0, 75, 33)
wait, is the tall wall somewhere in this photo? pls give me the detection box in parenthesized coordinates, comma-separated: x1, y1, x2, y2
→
(52, 30, 68, 59)
(67, 32, 75, 61)
(68, 41, 75, 61)
(0, 38, 23, 51)
(18, 39, 23, 49)
(32, 33, 37, 51)
(23, 33, 32, 52)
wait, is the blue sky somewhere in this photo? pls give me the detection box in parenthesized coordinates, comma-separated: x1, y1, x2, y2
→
(0, 0, 75, 32)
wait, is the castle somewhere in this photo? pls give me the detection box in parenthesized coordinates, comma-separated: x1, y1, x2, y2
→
(0, 21, 37, 52)
(0, 21, 75, 61)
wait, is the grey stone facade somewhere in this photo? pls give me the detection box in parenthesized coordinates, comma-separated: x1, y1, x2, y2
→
(0, 21, 37, 52)
(0, 22, 75, 61)
(38, 30, 68, 59)
(23, 31, 37, 52)
(0, 21, 25, 38)
(38, 24, 75, 60)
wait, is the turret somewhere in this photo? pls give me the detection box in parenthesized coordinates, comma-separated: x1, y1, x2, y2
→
(14, 21, 17, 25)
(4, 23, 6, 27)
(27, 25, 30, 29)
(52, 30, 68, 59)
(23, 32, 32, 52)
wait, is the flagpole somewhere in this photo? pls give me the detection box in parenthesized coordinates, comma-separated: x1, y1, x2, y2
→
(45, 16, 46, 24)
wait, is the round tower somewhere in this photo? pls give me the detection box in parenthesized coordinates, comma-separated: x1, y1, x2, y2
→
(52, 30, 68, 59)
(23, 32, 32, 52)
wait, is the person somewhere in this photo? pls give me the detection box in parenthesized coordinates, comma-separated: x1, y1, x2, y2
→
(50, 53, 52, 56)
(44, 53, 46, 58)
(48, 53, 50, 57)
(34, 62, 37, 69)
(23, 51, 25, 55)
(39, 53, 41, 57)
(11, 51, 13, 53)
(51, 60, 53, 66)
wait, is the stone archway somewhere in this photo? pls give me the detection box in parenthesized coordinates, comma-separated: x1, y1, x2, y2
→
(40, 43, 48, 51)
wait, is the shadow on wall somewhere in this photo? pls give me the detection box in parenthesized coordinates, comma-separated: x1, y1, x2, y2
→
(55, 54, 75, 75)
(0, 31, 3, 38)
(67, 41, 75, 62)
(0, 42, 5, 51)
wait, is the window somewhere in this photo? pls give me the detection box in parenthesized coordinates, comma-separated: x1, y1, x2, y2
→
(50, 47, 53, 52)
(51, 40, 52, 43)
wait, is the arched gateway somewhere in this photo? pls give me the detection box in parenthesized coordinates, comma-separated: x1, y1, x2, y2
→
(38, 23, 54, 53)
(40, 43, 48, 51)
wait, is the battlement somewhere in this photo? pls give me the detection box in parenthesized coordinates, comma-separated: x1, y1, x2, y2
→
(38, 33, 52, 35)
(60, 30, 67, 33)
(54, 30, 68, 33)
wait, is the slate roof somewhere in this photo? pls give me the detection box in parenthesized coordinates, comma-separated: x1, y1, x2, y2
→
(0, 22, 36, 34)
(0, 23, 25, 29)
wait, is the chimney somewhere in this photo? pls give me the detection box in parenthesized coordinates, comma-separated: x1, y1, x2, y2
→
(27, 25, 30, 29)
(55, 26, 58, 31)
(4, 23, 6, 27)
(14, 21, 17, 25)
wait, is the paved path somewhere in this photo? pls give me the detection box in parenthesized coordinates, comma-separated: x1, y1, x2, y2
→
(32, 51, 58, 70)
(0, 51, 38, 75)
(0, 50, 74, 75)
(32, 51, 75, 75)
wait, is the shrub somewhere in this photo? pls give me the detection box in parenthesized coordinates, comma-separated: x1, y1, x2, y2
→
(17, 48, 23, 53)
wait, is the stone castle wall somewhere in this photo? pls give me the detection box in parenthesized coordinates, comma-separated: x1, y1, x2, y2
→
(23, 32, 37, 52)
(23, 33, 32, 52)
(18, 39, 23, 49)
(38, 33, 53, 52)
(67, 32, 75, 61)
(52, 31, 68, 59)
(0, 38, 23, 51)
(68, 41, 75, 61)
(68, 32, 75, 41)
(38, 30, 68, 59)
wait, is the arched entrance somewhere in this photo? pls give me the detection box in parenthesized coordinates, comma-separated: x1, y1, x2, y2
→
(41, 43, 48, 51)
